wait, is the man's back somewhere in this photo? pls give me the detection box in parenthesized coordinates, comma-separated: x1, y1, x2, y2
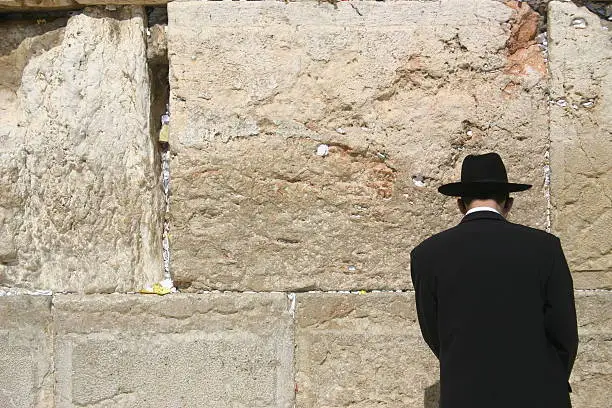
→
(411, 211, 578, 408)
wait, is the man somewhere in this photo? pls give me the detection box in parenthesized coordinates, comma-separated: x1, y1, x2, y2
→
(411, 153, 578, 408)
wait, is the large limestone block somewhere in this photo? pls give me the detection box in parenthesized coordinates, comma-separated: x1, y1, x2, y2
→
(295, 293, 439, 407)
(548, 2, 612, 289)
(0, 17, 67, 267)
(571, 292, 612, 407)
(0, 7, 163, 293)
(53, 293, 294, 407)
(0, 295, 53, 408)
(168, 1, 549, 291)
(296, 291, 612, 408)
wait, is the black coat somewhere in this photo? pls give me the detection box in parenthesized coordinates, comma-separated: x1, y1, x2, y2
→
(411, 211, 578, 408)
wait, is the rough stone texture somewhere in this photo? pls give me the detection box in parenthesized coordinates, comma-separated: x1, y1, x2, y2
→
(0, 0, 165, 11)
(295, 293, 439, 408)
(168, 1, 549, 292)
(505, 1, 547, 76)
(571, 291, 612, 408)
(294, 291, 612, 408)
(0, 16, 67, 266)
(549, 1, 612, 289)
(53, 293, 294, 407)
(0, 0, 439, 11)
(146, 22, 167, 65)
(0, 7, 163, 293)
(0, 0, 77, 11)
(0, 0, 609, 406)
(0, 295, 53, 408)
(76, 0, 167, 5)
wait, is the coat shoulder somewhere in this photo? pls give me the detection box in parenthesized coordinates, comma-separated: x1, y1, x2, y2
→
(505, 221, 561, 246)
(411, 224, 461, 258)
(411, 220, 561, 258)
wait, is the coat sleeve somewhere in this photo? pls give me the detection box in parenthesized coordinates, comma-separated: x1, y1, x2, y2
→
(543, 237, 579, 390)
(411, 248, 440, 359)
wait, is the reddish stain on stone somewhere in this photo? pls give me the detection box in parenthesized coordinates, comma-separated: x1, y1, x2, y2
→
(504, 1, 547, 76)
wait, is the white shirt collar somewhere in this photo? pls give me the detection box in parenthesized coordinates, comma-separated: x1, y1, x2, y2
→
(465, 206, 501, 216)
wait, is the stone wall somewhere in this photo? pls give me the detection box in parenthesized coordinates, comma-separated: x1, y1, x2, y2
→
(167, 1, 548, 292)
(548, 1, 612, 289)
(0, 6, 162, 293)
(0, 1, 610, 407)
(1, 291, 610, 407)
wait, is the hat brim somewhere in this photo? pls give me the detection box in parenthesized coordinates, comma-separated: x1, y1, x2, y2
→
(438, 181, 532, 197)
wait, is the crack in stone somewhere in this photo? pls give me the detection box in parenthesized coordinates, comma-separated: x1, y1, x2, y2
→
(72, 391, 136, 408)
(349, 3, 363, 17)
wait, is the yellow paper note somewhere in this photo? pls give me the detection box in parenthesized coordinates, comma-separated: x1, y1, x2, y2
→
(159, 124, 169, 143)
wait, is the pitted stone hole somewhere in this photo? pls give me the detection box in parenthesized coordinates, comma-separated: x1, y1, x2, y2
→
(580, 98, 596, 108)
(412, 174, 427, 187)
(548, 96, 597, 110)
(287, 293, 296, 318)
(146, 6, 172, 287)
(316, 144, 329, 157)
(571, 17, 588, 29)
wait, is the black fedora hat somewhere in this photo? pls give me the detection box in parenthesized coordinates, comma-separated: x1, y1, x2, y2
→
(438, 153, 532, 197)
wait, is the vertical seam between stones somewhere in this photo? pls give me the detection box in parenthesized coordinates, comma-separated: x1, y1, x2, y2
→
(146, 5, 172, 290)
(288, 292, 297, 408)
(50, 293, 57, 406)
(161, 141, 171, 283)
(544, 103, 552, 234)
(543, 26, 552, 233)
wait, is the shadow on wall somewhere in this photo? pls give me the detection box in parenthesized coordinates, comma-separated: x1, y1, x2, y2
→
(425, 381, 440, 408)
(0, 14, 68, 92)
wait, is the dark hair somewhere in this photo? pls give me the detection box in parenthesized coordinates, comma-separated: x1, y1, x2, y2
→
(461, 193, 509, 207)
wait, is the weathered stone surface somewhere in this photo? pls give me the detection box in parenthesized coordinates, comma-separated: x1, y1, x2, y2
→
(0, 295, 53, 408)
(76, 0, 167, 5)
(295, 292, 439, 407)
(549, 1, 612, 289)
(0, 7, 163, 293)
(571, 291, 612, 407)
(0, 0, 165, 11)
(0, 0, 77, 11)
(168, 1, 549, 292)
(0, 17, 66, 266)
(505, 1, 547, 76)
(295, 291, 611, 408)
(146, 23, 167, 65)
(53, 293, 294, 407)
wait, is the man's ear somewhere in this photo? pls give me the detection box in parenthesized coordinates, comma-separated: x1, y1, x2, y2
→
(502, 197, 514, 216)
(457, 198, 467, 215)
